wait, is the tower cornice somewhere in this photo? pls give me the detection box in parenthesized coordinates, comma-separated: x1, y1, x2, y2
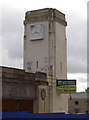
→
(24, 8, 67, 26)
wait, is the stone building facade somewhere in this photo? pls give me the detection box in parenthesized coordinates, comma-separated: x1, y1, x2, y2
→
(24, 8, 68, 113)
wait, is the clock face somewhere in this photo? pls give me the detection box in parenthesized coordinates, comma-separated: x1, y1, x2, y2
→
(30, 24, 44, 40)
(31, 26, 41, 36)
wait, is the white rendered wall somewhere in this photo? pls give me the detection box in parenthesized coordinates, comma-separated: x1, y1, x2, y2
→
(55, 22, 67, 79)
(52, 22, 68, 113)
(24, 21, 49, 73)
(53, 87, 68, 113)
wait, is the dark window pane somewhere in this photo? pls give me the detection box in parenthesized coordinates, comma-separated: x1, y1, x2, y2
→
(75, 101, 79, 105)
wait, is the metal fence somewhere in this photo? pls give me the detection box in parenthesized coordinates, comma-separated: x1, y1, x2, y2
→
(0, 112, 89, 120)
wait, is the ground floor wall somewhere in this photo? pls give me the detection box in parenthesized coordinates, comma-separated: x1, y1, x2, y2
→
(1, 86, 68, 113)
(1, 85, 51, 113)
(33, 85, 52, 113)
(34, 85, 68, 113)
(53, 86, 68, 113)
(0, 101, 2, 112)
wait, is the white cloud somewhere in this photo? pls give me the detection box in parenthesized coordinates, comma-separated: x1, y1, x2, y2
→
(67, 73, 87, 92)
(2, 8, 23, 68)
(0, 37, 2, 66)
(2, 48, 23, 69)
(67, 10, 87, 73)
(0, 8, 2, 66)
(1, 0, 87, 16)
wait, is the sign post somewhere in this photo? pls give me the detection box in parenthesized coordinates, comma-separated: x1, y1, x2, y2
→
(56, 79, 76, 94)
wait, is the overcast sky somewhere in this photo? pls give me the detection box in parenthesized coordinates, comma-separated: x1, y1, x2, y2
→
(0, 0, 88, 92)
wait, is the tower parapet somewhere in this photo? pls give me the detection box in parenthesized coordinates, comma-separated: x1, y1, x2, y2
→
(24, 8, 67, 26)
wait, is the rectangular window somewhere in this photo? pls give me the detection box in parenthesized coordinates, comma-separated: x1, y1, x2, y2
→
(36, 61, 38, 69)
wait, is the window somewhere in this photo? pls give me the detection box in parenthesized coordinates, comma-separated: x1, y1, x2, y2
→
(85, 101, 89, 106)
(36, 61, 38, 69)
(86, 110, 88, 114)
(75, 109, 79, 113)
(60, 62, 62, 70)
(75, 101, 79, 105)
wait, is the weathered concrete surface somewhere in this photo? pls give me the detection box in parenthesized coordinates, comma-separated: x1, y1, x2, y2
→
(1, 66, 50, 113)
(24, 8, 68, 113)
(24, 8, 67, 26)
(1, 66, 48, 100)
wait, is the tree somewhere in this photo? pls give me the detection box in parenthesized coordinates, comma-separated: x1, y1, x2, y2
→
(85, 87, 89, 93)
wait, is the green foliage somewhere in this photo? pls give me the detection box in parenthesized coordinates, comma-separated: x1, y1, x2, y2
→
(85, 87, 89, 93)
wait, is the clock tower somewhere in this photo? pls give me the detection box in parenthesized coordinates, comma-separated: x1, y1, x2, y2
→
(24, 8, 68, 113)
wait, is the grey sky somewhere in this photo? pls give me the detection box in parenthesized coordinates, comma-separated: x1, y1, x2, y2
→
(67, 14, 87, 73)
